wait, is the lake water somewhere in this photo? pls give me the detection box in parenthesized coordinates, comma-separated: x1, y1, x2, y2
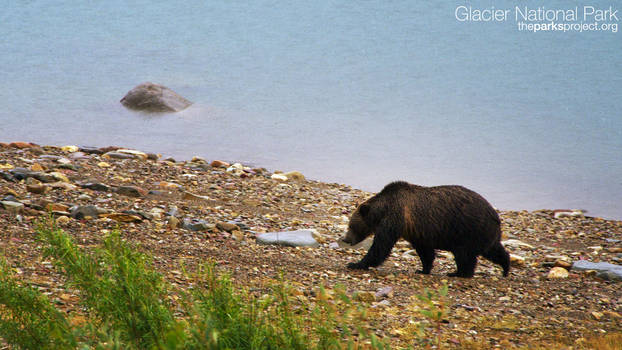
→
(1, 1, 621, 219)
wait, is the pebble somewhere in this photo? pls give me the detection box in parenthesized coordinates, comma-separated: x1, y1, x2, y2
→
(226, 163, 243, 172)
(9, 141, 37, 149)
(502, 239, 534, 250)
(328, 242, 340, 249)
(55, 216, 71, 225)
(78, 146, 103, 154)
(373, 300, 391, 308)
(182, 218, 213, 231)
(547, 267, 569, 279)
(355, 291, 376, 303)
(26, 184, 48, 194)
(30, 163, 45, 171)
(80, 183, 111, 192)
(46, 203, 70, 212)
(49, 182, 77, 191)
(100, 213, 143, 223)
(61, 145, 79, 152)
(216, 222, 239, 233)
(545, 255, 571, 263)
(211, 160, 230, 168)
(553, 210, 584, 219)
(115, 149, 148, 160)
(69, 152, 89, 160)
(231, 230, 245, 241)
(182, 191, 210, 202)
(103, 152, 136, 160)
(167, 216, 179, 229)
(509, 254, 526, 267)
(2, 195, 18, 202)
(256, 230, 319, 248)
(115, 186, 147, 198)
(70, 205, 107, 220)
(591, 311, 603, 320)
(158, 181, 182, 190)
(97, 162, 111, 168)
(283, 171, 305, 181)
(149, 208, 165, 220)
(554, 260, 572, 269)
(48, 172, 70, 183)
(375, 286, 394, 299)
(166, 206, 180, 217)
(1, 201, 24, 214)
(270, 174, 288, 181)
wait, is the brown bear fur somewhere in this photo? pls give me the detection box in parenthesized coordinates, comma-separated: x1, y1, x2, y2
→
(342, 181, 509, 277)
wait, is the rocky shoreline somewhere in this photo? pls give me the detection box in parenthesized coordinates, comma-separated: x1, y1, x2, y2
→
(1, 141, 621, 348)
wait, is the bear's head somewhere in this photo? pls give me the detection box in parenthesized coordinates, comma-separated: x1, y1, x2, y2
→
(341, 202, 373, 245)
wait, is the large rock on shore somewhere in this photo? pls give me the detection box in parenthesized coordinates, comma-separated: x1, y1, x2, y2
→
(256, 230, 319, 248)
(120, 82, 192, 112)
(572, 260, 622, 282)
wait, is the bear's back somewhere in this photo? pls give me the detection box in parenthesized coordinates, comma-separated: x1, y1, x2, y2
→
(379, 181, 499, 225)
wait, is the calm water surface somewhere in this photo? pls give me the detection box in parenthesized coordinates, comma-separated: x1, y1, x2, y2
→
(1, 1, 621, 219)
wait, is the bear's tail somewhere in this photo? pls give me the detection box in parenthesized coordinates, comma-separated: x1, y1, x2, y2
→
(482, 241, 510, 277)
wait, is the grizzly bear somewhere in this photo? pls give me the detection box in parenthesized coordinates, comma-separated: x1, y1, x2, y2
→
(341, 181, 509, 277)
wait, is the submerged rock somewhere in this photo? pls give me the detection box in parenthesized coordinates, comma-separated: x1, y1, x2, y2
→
(256, 229, 319, 247)
(120, 82, 192, 113)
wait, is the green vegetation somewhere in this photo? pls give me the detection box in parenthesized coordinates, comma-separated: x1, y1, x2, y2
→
(414, 282, 448, 349)
(0, 220, 389, 349)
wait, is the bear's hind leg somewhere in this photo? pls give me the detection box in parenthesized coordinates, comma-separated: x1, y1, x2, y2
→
(482, 242, 510, 277)
(448, 249, 477, 278)
(414, 246, 435, 274)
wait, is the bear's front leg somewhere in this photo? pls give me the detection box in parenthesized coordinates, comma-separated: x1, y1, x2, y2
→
(347, 261, 369, 270)
(347, 228, 399, 270)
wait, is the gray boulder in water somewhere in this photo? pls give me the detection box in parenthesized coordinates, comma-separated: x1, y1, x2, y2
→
(120, 82, 192, 112)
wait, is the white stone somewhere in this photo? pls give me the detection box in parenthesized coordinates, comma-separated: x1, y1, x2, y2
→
(502, 239, 534, 250)
(271, 174, 288, 181)
(256, 229, 319, 247)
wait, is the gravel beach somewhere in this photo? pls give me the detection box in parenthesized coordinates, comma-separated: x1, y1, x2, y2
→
(1, 141, 621, 348)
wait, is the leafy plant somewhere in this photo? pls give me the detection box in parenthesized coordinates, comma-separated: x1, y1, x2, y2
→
(38, 221, 175, 349)
(0, 219, 390, 349)
(415, 282, 449, 349)
(0, 258, 77, 350)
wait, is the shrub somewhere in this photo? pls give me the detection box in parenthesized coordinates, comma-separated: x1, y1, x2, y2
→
(0, 220, 389, 349)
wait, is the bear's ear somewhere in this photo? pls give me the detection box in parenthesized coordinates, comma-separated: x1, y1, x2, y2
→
(359, 203, 370, 217)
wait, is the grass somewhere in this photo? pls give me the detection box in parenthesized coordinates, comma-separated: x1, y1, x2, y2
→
(0, 219, 389, 349)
